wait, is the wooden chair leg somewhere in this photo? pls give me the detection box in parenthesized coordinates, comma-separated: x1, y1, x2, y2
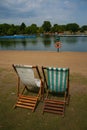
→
(66, 94, 70, 105)
(14, 94, 38, 112)
(43, 99, 66, 116)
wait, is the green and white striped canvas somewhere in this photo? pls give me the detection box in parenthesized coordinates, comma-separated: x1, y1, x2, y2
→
(47, 67, 69, 92)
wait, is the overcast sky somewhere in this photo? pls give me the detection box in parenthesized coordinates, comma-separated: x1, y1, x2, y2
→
(0, 0, 87, 26)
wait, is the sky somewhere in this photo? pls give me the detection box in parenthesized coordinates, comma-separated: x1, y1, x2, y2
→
(0, 0, 87, 27)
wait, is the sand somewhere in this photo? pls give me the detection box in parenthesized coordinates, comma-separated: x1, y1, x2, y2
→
(0, 51, 87, 75)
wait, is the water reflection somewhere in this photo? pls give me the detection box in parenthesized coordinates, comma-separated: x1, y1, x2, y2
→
(21, 39, 27, 47)
(0, 36, 87, 52)
(42, 37, 51, 47)
(62, 37, 78, 44)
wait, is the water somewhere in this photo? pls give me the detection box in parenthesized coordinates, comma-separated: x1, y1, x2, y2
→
(0, 36, 87, 52)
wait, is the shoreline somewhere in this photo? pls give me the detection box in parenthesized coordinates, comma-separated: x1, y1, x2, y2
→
(0, 51, 87, 76)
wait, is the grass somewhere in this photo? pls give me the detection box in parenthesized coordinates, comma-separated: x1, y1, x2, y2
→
(0, 67, 87, 130)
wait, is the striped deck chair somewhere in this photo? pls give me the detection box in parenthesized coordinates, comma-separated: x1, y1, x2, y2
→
(12, 64, 44, 112)
(42, 66, 70, 116)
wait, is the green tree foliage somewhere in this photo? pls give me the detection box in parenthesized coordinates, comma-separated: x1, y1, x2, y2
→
(0, 23, 10, 35)
(80, 25, 87, 32)
(30, 24, 38, 34)
(26, 24, 38, 34)
(0, 21, 86, 36)
(51, 24, 59, 33)
(20, 22, 26, 34)
(66, 23, 79, 33)
(7, 24, 20, 35)
(37, 27, 44, 34)
(42, 21, 52, 32)
(51, 24, 66, 33)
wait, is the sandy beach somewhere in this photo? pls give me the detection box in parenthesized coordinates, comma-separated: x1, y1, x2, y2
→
(0, 51, 87, 75)
(0, 51, 87, 129)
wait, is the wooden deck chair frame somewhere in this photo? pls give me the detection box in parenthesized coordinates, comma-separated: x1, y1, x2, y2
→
(42, 66, 70, 116)
(12, 64, 44, 112)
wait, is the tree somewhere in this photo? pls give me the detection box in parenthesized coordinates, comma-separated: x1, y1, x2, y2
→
(20, 22, 26, 34)
(51, 24, 59, 33)
(66, 23, 79, 33)
(26, 24, 38, 34)
(42, 21, 52, 32)
(80, 25, 87, 32)
(0, 23, 10, 35)
(37, 27, 44, 34)
(30, 24, 38, 34)
(0, 22, 87, 36)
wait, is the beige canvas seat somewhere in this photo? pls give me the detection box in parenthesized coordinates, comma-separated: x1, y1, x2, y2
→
(12, 64, 44, 112)
(42, 66, 70, 116)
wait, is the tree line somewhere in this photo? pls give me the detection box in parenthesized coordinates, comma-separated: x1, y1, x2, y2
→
(0, 21, 87, 36)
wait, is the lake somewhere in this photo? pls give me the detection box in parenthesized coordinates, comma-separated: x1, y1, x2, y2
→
(0, 36, 87, 52)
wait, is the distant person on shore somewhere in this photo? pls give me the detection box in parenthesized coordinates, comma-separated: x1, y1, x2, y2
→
(55, 35, 62, 52)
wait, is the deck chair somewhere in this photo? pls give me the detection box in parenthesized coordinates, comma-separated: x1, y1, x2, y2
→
(42, 66, 70, 116)
(12, 64, 44, 112)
